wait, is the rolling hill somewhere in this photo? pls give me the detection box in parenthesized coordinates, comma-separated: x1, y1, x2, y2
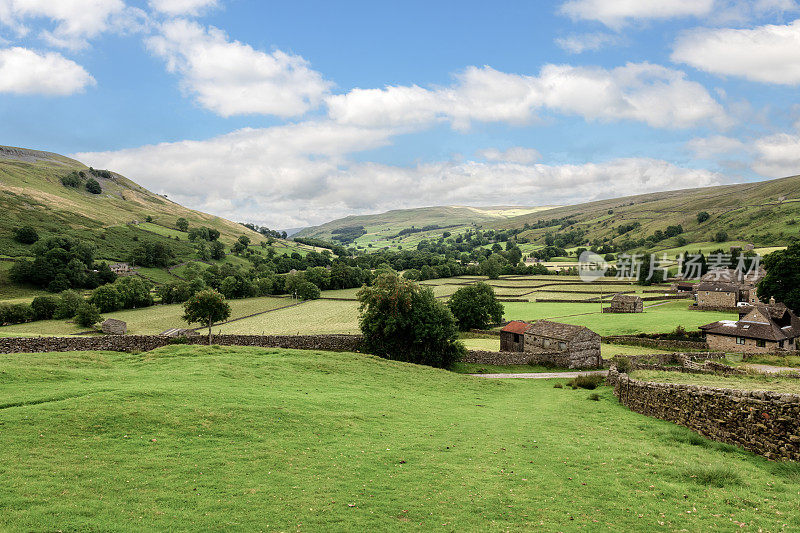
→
(0, 145, 264, 258)
(295, 205, 557, 250)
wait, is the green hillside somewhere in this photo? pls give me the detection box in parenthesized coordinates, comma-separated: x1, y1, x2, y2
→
(498, 174, 800, 252)
(0, 145, 264, 257)
(296, 205, 556, 250)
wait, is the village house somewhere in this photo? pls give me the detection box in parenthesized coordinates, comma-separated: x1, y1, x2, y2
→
(500, 320, 602, 368)
(603, 293, 643, 313)
(699, 299, 800, 353)
(694, 282, 741, 309)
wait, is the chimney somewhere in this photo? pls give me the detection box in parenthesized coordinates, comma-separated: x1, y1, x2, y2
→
(770, 296, 776, 306)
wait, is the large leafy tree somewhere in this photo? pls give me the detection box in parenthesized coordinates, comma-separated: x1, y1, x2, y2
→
(357, 273, 464, 368)
(448, 282, 504, 331)
(183, 289, 231, 344)
(758, 243, 800, 313)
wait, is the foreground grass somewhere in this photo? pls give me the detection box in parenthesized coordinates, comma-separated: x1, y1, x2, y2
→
(631, 370, 800, 394)
(1, 347, 799, 531)
(745, 354, 800, 369)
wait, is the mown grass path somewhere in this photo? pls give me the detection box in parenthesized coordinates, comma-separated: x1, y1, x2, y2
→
(1, 347, 799, 531)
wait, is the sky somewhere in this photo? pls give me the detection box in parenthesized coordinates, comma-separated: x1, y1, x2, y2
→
(2, 1, 800, 229)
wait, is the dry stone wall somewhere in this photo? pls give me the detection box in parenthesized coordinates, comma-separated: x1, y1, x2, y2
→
(603, 336, 708, 350)
(608, 368, 800, 461)
(463, 349, 598, 369)
(0, 334, 364, 354)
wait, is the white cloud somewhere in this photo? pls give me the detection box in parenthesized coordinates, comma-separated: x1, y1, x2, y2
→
(327, 63, 728, 130)
(672, 19, 800, 85)
(751, 133, 800, 176)
(0, 46, 95, 95)
(559, 0, 714, 28)
(73, 122, 722, 228)
(149, 0, 218, 16)
(476, 147, 541, 164)
(0, 0, 145, 50)
(146, 19, 331, 117)
(555, 32, 620, 53)
(686, 135, 748, 159)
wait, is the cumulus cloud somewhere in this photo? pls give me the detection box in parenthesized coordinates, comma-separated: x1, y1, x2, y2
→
(74, 122, 723, 228)
(672, 19, 800, 85)
(476, 147, 541, 164)
(0, 0, 145, 50)
(686, 135, 748, 159)
(0, 46, 95, 95)
(559, 0, 714, 28)
(146, 19, 331, 117)
(751, 133, 800, 176)
(148, 0, 219, 16)
(327, 62, 728, 130)
(555, 32, 620, 53)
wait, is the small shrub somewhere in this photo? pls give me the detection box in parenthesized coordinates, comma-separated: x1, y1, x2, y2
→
(566, 374, 605, 390)
(31, 295, 58, 320)
(85, 178, 102, 194)
(553, 382, 563, 389)
(611, 355, 632, 373)
(13, 225, 39, 244)
(587, 393, 600, 401)
(75, 302, 102, 328)
(60, 172, 82, 188)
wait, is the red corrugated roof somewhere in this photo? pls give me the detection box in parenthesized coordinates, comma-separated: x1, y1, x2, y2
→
(501, 321, 530, 334)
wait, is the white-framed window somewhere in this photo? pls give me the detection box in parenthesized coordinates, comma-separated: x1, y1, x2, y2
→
(736, 337, 745, 345)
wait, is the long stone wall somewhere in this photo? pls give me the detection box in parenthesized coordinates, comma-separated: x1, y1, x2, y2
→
(462, 349, 599, 369)
(0, 334, 364, 354)
(608, 368, 800, 461)
(603, 335, 708, 350)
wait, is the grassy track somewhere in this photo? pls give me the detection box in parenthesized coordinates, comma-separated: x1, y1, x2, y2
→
(0, 347, 798, 531)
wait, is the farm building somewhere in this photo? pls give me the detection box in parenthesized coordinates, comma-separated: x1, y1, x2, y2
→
(109, 262, 132, 275)
(699, 300, 800, 353)
(603, 293, 643, 313)
(500, 321, 528, 352)
(498, 320, 602, 368)
(695, 282, 741, 309)
(101, 318, 127, 335)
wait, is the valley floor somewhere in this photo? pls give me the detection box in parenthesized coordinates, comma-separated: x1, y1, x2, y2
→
(1, 347, 798, 531)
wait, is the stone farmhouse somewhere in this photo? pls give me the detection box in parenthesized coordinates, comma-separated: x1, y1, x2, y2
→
(500, 320, 602, 368)
(693, 267, 764, 309)
(699, 299, 800, 353)
(109, 262, 133, 276)
(603, 293, 643, 313)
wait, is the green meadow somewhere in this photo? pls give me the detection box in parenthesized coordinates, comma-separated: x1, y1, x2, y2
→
(1, 347, 798, 531)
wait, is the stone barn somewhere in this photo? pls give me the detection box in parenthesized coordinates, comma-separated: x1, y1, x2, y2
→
(500, 321, 528, 352)
(695, 282, 741, 309)
(603, 293, 643, 313)
(101, 318, 127, 335)
(524, 320, 602, 368)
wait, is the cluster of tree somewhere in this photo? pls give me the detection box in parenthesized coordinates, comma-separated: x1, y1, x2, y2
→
(240, 223, 287, 239)
(391, 224, 459, 238)
(9, 237, 116, 292)
(59, 169, 105, 194)
(88, 277, 154, 312)
(543, 229, 585, 249)
(188, 227, 221, 241)
(129, 241, 175, 267)
(0, 290, 102, 327)
(194, 240, 226, 261)
(357, 273, 465, 369)
(522, 214, 580, 231)
(331, 225, 366, 243)
(758, 243, 800, 314)
(530, 245, 568, 261)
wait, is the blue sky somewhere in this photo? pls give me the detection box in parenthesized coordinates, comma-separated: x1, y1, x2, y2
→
(2, 0, 800, 228)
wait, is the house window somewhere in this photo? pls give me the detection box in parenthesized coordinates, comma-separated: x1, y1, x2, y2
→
(756, 339, 766, 348)
(736, 337, 745, 345)
(779, 340, 785, 349)
(513, 333, 520, 343)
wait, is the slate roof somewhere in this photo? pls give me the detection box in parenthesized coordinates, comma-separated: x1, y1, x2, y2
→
(501, 321, 530, 335)
(696, 282, 740, 293)
(527, 320, 596, 341)
(611, 293, 642, 303)
(700, 303, 800, 342)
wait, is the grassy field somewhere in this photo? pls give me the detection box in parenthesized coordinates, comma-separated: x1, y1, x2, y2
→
(0, 296, 291, 336)
(631, 370, 800, 394)
(215, 299, 361, 335)
(1, 346, 798, 531)
(745, 354, 800, 368)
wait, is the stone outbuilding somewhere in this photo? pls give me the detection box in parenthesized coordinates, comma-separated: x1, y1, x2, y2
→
(109, 262, 133, 276)
(101, 318, 127, 335)
(603, 293, 643, 313)
(695, 282, 741, 309)
(699, 300, 800, 353)
(500, 321, 528, 352)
